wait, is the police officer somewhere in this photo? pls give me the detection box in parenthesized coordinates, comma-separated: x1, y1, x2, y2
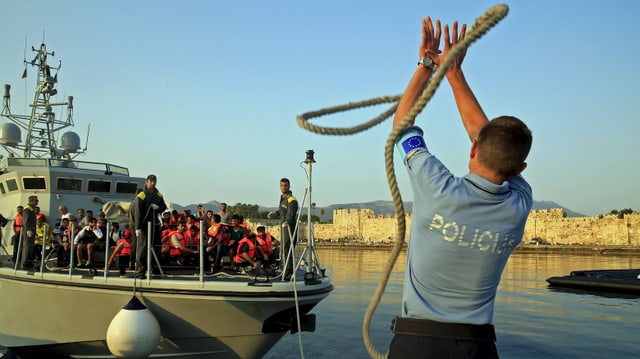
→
(21, 196, 38, 268)
(278, 178, 298, 278)
(133, 175, 167, 278)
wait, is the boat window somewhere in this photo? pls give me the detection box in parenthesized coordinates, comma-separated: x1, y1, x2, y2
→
(0, 182, 5, 194)
(88, 180, 111, 193)
(23, 177, 46, 190)
(109, 165, 130, 176)
(6, 178, 19, 192)
(57, 178, 82, 191)
(116, 182, 138, 194)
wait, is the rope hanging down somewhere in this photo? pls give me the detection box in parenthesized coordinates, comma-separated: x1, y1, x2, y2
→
(297, 4, 510, 359)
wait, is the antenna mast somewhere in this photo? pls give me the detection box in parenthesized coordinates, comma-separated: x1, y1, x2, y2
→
(1, 43, 78, 159)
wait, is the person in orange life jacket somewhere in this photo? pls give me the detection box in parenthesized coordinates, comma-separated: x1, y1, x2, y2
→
(168, 222, 197, 266)
(11, 205, 24, 262)
(122, 223, 132, 243)
(237, 215, 251, 235)
(206, 213, 229, 271)
(160, 222, 177, 264)
(184, 225, 201, 266)
(169, 210, 179, 225)
(234, 232, 259, 268)
(185, 214, 199, 232)
(227, 214, 247, 267)
(108, 223, 132, 275)
(161, 211, 171, 230)
(256, 226, 280, 264)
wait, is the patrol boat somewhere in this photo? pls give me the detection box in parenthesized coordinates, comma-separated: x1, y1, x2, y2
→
(0, 43, 332, 358)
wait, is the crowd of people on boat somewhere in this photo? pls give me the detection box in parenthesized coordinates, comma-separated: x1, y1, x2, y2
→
(153, 207, 281, 274)
(1, 176, 297, 278)
(3, 202, 282, 275)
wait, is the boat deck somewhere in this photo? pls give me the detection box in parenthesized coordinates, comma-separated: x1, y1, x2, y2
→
(0, 254, 294, 285)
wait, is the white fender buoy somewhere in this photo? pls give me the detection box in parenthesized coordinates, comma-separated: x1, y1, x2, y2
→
(106, 296, 161, 359)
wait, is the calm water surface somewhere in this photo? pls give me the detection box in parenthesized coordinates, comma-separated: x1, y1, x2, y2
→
(264, 247, 640, 359)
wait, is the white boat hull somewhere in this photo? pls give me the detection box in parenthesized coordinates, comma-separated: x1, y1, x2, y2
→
(0, 267, 332, 358)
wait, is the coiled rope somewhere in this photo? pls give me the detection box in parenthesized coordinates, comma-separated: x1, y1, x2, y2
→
(296, 4, 509, 358)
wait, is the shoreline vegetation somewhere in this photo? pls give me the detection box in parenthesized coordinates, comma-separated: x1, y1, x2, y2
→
(312, 242, 640, 256)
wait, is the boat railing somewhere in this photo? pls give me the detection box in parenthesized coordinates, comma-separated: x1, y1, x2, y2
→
(1, 157, 130, 176)
(6, 218, 325, 285)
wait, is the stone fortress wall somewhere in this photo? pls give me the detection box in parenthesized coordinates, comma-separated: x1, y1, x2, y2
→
(265, 208, 640, 246)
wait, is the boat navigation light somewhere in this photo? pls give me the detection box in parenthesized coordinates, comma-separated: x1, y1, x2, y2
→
(304, 149, 316, 164)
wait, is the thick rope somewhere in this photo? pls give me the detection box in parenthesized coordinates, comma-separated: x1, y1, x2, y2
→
(297, 5, 509, 358)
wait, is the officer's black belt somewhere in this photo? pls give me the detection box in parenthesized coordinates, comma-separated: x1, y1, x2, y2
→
(391, 317, 496, 341)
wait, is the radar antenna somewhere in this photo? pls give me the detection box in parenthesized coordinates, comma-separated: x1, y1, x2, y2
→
(1, 43, 85, 159)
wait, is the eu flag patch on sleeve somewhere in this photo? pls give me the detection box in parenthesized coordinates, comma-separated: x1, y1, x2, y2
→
(401, 136, 426, 154)
(395, 126, 427, 160)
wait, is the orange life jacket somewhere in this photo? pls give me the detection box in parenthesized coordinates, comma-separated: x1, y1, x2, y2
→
(13, 213, 23, 231)
(208, 223, 229, 246)
(115, 238, 131, 256)
(169, 231, 185, 257)
(234, 237, 256, 264)
(257, 232, 273, 254)
(184, 231, 200, 249)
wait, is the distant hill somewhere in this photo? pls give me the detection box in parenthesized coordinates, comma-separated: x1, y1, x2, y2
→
(171, 199, 585, 222)
(531, 200, 585, 217)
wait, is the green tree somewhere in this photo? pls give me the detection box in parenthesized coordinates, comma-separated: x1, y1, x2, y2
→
(229, 203, 260, 219)
(609, 208, 635, 219)
(300, 214, 321, 223)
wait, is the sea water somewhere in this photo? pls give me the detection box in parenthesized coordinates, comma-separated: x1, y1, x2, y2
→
(2, 249, 638, 358)
(264, 248, 640, 359)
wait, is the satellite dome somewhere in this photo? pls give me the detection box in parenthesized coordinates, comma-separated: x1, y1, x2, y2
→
(0, 122, 21, 146)
(60, 131, 81, 152)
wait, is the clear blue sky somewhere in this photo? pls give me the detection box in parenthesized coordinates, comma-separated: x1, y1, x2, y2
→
(1, 1, 639, 216)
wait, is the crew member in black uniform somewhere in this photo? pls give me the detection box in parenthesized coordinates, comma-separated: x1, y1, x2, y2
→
(278, 178, 298, 278)
(134, 174, 167, 278)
